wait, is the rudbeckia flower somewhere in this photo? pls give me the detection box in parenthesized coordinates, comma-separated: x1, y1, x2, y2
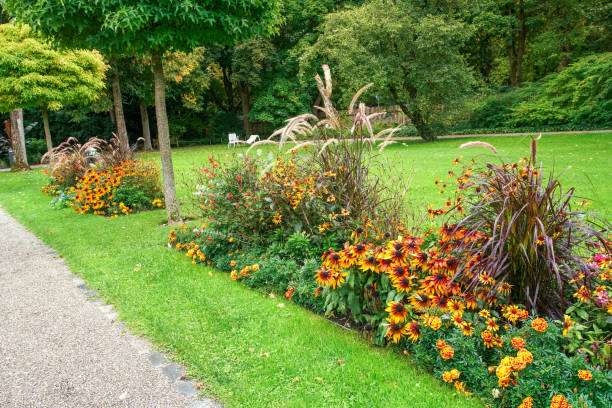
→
(390, 265, 409, 281)
(486, 317, 499, 332)
(410, 293, 430, 310)
(447, 299, 465, 316)
(385, 302, 408, 323)
(358, 255, 378, 273)
(393, 276, 412, 293)
(406, 320, 421, 342)
(314, 268, 334, 287)
(384, 319, 407, 343)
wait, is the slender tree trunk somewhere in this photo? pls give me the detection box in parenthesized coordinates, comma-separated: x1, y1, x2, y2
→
(139, 100, 153, 151)
(151, 49, 181, 224)
(506, 2, 527, 87)
(109, 108, 116, 124)
(109, 58, 129, 148)
(10, 109, 29, 171)
(41, 105, 52, 152)
(221, 65, 234, 111)
(239, 85, 252, 136)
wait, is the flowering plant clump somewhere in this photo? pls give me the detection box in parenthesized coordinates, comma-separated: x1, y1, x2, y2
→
(166, 69, 611, 407)
(563, 243, 612, 368)
(315, 223, 611, 406)
(430, 139, 610, 319)
(71, 161, 163, 216)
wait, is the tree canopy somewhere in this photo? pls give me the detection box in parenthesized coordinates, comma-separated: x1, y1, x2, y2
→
(0, 24, 106, 113)
(5, 0, 283, 55)
(302, 0, 475, 140)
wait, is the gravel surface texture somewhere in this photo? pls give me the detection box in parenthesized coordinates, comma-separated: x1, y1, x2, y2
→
(0, 205, 222, 408)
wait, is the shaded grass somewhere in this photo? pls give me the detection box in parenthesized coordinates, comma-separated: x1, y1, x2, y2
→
(0, 170, 482, 408)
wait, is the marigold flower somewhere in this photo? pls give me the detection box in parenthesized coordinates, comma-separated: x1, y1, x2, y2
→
(481, 330, 494, 348)
(440, 345, 454, 360)
(549, 395, 572, 408)
(230, 260, 237, 267)
(423, 315, 442, 331)
(518, 396, 534, 408)
(531, 317, 548, 333)
(511, 337, 526, 350)
(577, 369, 592, 381)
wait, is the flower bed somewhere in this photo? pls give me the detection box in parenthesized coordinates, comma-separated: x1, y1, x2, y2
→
(41, 137, 164, 216)
(170, 68, 611, 407)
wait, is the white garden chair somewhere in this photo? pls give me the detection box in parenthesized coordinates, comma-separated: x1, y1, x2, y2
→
(245, 135, 260, 145)
(228, 133, 242, 148)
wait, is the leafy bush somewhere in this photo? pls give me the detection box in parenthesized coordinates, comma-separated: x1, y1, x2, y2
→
(168, 224, 324, 314)
(466, 53, 612, 130)
(26, 138, 47, 164)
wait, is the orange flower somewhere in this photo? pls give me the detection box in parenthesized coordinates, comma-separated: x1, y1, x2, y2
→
(531, 317, 548, 333)
(440, 345, 454, 360)
(577, 369, 592, 381)
(511, 337, 526, 350)
(549, 395, 572, 408)
(518, 396, 534, 408)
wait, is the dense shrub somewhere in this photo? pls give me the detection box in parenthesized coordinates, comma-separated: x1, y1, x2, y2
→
(466, 53, 612, 130)
(168, 224, 325, 314)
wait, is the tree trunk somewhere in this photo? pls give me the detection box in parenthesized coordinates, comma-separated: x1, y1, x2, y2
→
(221, 65, 234, 111)
(109, 108, 116, 124)
(10, 109, 29, 171)
(110, 59, 129, 148)
(41, 105, 52, 152)
(389, 86, 435, 142)
(151, 49, 181, 224)
(506, 2, 527, 87)
(239, 85, 252, 136)
(139, 100, 153, 151)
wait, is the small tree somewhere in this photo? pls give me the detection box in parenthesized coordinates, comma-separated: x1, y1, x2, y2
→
(301, 0, 475, 141)
(0, 24, 106, 152)
(6, 0, 282, 224)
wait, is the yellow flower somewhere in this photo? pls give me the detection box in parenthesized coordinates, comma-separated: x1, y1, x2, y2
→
(578, 369, 592, 381)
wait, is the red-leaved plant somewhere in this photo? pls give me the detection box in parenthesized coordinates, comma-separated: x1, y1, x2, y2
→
(448, 138, 610, 318)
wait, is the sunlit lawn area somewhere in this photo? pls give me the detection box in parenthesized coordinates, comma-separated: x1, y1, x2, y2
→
(0, 132, 609, 407)
(142, 132, 612, 221)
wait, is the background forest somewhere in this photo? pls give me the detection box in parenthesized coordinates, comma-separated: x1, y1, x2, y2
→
(1, 0, 610, 165)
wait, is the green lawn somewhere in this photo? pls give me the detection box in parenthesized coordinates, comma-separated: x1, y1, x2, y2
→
(142, 132, 612, 221)
(0, 132, 610, 407)
(0, 172, 482, 407)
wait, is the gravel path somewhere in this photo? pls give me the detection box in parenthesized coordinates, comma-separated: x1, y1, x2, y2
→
(0, 206, 221, 408)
